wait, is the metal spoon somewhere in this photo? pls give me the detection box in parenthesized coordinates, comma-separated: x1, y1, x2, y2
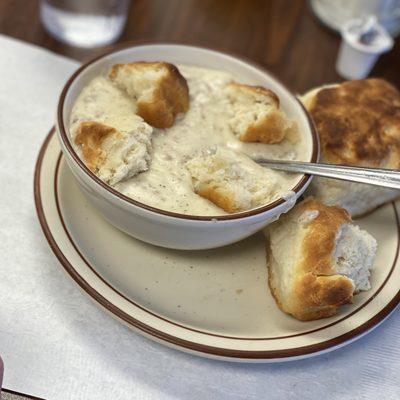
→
(254, 159, 400, 190)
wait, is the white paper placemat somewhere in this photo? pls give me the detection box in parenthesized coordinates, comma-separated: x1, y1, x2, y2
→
(0, 34, 399, 400)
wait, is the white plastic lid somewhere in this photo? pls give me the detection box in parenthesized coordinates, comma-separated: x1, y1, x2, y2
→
(342, 15, 394, 54)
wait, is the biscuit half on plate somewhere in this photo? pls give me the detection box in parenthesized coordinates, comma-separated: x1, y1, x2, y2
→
(264, 198, 377, 321)
(302, 78, 400, 217)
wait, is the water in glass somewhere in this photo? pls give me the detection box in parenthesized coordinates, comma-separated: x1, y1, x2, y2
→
(40, 0, 130, 47)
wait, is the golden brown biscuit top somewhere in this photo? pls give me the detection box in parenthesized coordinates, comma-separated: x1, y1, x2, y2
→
(108, 61, 189, 129)
(298, 198, 351, 276)
(226, 82, 280, 107)
(308, 78, 400, 168)
(266, 198, 355, 320)
(74, 121, 120, 172)
(294, 199, 354, 318)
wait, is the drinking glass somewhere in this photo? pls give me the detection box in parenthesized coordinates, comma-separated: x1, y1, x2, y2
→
(40, 0, 130, 48)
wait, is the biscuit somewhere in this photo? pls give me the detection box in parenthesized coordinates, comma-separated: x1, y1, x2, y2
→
(265, 198, 377, 321)
(109, 61, 189, 129)
(186, 147, 279, 213)
(302, 79, 400, 217)
(74, 120, 152, 185)
(225, 82, 297, 144)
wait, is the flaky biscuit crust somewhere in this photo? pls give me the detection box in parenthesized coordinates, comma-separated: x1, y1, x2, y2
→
(307, 78, 400, 168)
(74, 121, 120, 172)
(227, 82, 293, 144)
(109, 62, 189, 129)
(196, 184, 237, 213)
(267, 198, 355, 321)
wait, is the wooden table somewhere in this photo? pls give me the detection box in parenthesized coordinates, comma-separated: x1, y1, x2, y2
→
(1, 0, 399, 93)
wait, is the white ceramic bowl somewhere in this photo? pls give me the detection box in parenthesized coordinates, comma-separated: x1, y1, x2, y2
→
(56, 43, 319, 250)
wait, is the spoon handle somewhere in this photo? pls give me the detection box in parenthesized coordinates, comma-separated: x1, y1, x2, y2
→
(256, 159, 400, 190)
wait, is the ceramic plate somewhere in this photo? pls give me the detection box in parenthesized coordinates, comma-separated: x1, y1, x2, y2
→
(35, 129, 400, 362)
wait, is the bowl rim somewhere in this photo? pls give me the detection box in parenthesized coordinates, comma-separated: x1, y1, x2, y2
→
(57, 40, 320, 222)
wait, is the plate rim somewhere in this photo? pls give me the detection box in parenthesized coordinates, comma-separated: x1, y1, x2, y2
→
(35, 129, 400, 361)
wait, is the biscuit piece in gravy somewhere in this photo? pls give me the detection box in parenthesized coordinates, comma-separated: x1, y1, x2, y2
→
(225, 82, 297, 144)
(109, 62, 189, 129)
(74, 119, 152, 185)
(186, 147, 279, 213)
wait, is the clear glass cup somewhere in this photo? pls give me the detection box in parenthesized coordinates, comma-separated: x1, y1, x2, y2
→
(40, 0, 130, 48)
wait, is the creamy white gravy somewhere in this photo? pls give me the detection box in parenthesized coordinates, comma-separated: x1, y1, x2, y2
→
(70, 65, 308, 216)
